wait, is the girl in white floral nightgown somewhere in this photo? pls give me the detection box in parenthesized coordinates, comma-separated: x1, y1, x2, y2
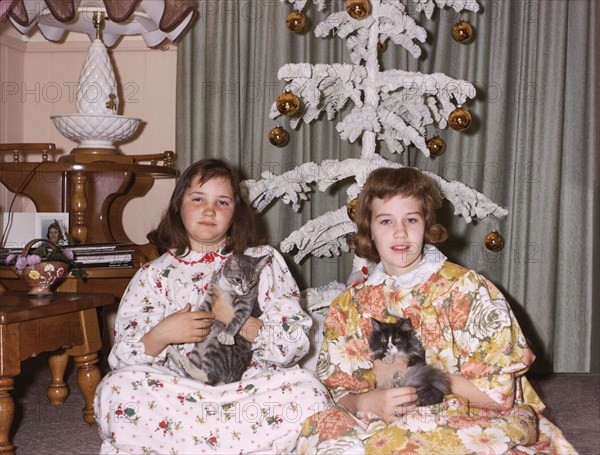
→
(94, 159, 333, 454)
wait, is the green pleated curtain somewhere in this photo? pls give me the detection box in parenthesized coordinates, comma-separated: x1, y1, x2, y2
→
(176, 0, 598, 373)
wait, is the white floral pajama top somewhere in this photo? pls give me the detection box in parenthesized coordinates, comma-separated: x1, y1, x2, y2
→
(94, 245, 332, 454)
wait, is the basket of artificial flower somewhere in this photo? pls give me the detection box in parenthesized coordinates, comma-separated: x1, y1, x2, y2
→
(5, 238, 86, 296)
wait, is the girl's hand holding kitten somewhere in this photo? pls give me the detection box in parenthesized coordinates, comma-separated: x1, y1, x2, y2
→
(142, 303, 214, 356)
(212, 287, 264, 342)
(337, 356, 416, 423)
(338, 383, 418, 424)
(368, 387, 418, 423)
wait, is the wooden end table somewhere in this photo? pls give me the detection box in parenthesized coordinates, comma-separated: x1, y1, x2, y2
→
(0, 291, 115, 455)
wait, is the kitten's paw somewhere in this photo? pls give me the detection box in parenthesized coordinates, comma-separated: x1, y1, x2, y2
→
(218, 332, 235, 345)
(167, 346, 184, 365)
(188, 369, 209, 383)
(391, 370, 407, 387)
(167, 347, 209, 383)
(176, 358, 209, 383)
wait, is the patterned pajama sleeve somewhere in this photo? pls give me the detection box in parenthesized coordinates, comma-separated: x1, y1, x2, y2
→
(315, 290, 374, 402)
(108, 264, 169, 369)
(248, 247, 314, 367)
(451, 272, 536, 408)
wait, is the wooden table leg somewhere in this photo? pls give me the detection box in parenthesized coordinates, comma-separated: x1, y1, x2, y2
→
(0, 377, 15, 455)
(47, 350, 69, 405)
(72, 352, 101, 426)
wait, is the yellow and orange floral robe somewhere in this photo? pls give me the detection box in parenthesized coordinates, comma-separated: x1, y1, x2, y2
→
(298, 245, 575, 454)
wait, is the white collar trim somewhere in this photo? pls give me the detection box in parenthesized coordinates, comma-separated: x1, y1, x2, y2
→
(364, 244, 447, 289)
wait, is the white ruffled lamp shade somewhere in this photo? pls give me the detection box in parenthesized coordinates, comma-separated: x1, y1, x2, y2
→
(1, 0, 196, 153)
(1, 0, 196, 48)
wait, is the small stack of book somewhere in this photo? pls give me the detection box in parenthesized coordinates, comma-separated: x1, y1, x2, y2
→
(1, 242, 136, 268)
(70, 243, 135, 268)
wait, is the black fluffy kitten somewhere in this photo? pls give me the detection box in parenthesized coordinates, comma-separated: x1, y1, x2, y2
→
(369, 318, 450, 406)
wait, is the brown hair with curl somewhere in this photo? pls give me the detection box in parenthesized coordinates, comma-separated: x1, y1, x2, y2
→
(147, 159, 256, 256)
(347, 167, 448, 261)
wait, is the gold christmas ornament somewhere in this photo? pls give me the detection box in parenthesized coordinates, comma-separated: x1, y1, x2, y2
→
(448, 107, 473, 131)
(451, 21, 474, 43)
(276, 91, 301, 117)
(347, 198, 358, 221)
(286, 11, 306, 33)
(268, 126, 290, 147)
(346, 0, 370, 20)
(377, 40, 388, 54)
(484, 230, 505, 252)
(426, 136, 446, 156)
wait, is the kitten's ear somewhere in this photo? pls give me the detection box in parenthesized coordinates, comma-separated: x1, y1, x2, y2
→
(226, 255, 238, 266)
(255, 255, 270, 270)
(370, 318, 381, 330)
(399, 318, 413, 332)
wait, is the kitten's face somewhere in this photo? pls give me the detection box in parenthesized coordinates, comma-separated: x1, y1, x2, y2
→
(369, 318, 422, 362)
(228, 268, 258, 295)
(223, 255, 269, 295)
(370, 319, 413, 358)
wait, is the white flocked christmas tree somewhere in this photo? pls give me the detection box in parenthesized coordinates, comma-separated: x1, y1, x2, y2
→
(243, 0, 508, 311)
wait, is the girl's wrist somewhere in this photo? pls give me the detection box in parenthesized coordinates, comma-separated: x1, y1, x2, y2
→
(141, 330, 166, 357)
(338, 392, 361, 415)
(239, 316, 263, 342)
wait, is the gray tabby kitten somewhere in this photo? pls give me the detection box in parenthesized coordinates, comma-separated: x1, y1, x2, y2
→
(369, 318, 450, 406)
(168, 254, 270, 386)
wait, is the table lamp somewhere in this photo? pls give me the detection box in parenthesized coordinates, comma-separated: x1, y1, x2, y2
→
(0, 0, 196, 162)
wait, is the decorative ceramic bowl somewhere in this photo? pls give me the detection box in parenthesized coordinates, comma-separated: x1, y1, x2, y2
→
(14, 261, 69, 296)
(51, 114, 141, 149)
(11, 239, 70, 296)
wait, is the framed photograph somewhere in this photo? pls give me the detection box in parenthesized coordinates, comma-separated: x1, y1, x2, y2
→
(35, 212, 70, 245)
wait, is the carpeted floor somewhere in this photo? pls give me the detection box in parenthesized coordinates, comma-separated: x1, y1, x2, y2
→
(12, 353, 102, 454)
(529, 373, 600, 455)
(10, 355, 600, 454)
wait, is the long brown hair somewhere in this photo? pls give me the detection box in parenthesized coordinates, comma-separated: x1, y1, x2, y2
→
(147, 159, 256, 255)
(348, 167, 448, 261)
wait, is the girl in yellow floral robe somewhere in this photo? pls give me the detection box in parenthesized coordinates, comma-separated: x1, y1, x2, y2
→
(297, 167, 574, 454)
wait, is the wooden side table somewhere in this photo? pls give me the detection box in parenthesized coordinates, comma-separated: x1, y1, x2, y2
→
(0, 291, 114, 455)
